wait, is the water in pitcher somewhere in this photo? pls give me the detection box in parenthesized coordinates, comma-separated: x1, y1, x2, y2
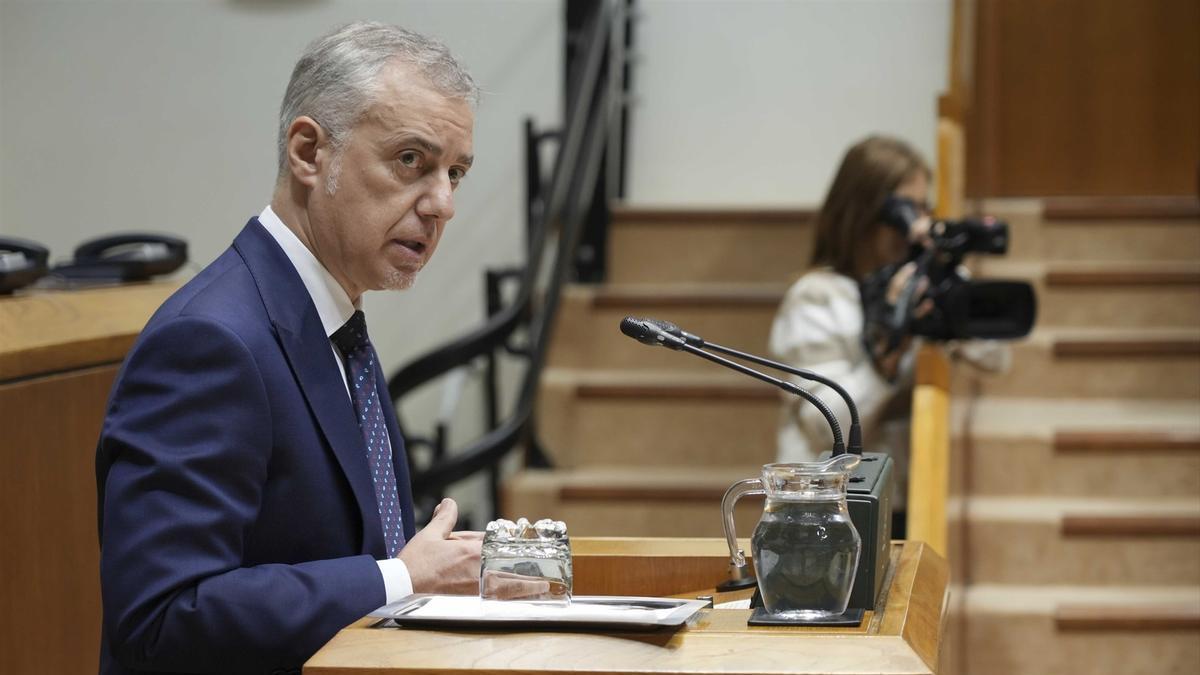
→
(751, 499, 860, 618)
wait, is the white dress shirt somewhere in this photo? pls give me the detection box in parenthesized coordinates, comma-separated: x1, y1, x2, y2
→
(258, 205, 412, 604)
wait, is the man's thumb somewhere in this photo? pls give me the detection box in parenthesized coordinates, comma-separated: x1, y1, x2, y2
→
(429, 498, 458, 535)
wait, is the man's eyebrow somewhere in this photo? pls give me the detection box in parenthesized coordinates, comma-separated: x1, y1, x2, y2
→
(388, 133, 472, 166)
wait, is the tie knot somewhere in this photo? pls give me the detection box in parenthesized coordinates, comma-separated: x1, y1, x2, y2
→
(332, 310, 371, 355)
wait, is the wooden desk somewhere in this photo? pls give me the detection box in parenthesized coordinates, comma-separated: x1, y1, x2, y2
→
(306, 538, 949, 675)
(0, 283, 176, 675)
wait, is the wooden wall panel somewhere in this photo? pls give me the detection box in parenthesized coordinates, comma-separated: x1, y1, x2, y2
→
(0, 365, 120, 674)
(968, 0, 1200, 197)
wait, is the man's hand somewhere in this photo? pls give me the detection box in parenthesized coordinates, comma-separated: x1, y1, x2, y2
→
(398, 498, 482, 594)
(480, 571, 554, 600)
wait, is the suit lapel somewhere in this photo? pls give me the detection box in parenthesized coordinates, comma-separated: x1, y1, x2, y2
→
(233, 219, 386, 558)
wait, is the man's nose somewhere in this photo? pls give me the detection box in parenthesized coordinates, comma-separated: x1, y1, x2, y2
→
(417, 174, 456, 224)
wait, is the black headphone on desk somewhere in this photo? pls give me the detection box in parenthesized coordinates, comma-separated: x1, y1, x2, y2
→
(0, 237, 50, 294)
(51, 233, 188, 282)
(0, 233, 188, 294)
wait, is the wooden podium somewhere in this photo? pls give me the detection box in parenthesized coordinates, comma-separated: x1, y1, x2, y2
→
(306, 538, 949, 675)
(0, 282, 178, 674)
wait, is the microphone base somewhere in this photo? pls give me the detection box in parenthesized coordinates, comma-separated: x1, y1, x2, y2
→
(819, 450, 894, 611)
(715, 576, 758, 592)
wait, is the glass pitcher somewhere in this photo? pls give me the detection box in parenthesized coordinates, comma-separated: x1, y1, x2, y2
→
(721, 456, 862, 620)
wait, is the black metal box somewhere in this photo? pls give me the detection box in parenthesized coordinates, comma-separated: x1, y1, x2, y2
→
(821, 451, 893, 610)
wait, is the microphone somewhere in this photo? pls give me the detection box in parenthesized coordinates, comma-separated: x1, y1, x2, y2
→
(620, 317, 845, 455)
(641, 318, 863, 455)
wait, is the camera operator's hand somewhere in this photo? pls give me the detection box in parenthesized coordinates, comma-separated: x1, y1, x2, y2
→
(908, 214, 934, 247)
(398, 498, 482, 594)
(871, 262, 933, 380)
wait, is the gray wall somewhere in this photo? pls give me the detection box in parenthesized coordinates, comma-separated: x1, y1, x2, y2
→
(0, 0, 563, 378)
(628, 0, 949, 205)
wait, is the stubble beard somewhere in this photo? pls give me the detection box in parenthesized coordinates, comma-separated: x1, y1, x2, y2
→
(382, 267, 418, 291)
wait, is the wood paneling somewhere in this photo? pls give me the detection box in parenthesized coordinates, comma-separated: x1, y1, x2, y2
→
(575, 381, 775, 400)
(591, 284, 785, 309)
(0, 365, 120, 675)
(1062, 514, 1200, 538)
(611, 206, 816, 225)
(1053, 337, 1200, 358)
(0, 282, 175, 381)
(968, 0, 1200, 197)
(1042, 195, 1200, 220)
(908, 346, 952, 558)
(1044, 269, 1200, 287)
(1056, 604, 1200, 631)
(571, 537, 748, 597)
(0, 284, 170, 674)
(1054, 430, 1200, 453)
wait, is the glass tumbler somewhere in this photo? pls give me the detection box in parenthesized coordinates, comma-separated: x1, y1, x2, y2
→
(480, 518, 572, 604)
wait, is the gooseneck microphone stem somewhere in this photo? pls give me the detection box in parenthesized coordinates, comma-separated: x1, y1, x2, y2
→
(676, 343, 847, 455)
(641, 317, 862, 455)
(620, 317, 845, 455)
(690, 341, 863, 455)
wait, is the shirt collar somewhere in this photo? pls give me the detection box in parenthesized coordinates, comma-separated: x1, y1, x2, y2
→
(257, 205, 357, 338)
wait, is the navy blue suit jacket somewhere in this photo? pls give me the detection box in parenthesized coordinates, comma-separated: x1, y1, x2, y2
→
(96, 219, 417, 674)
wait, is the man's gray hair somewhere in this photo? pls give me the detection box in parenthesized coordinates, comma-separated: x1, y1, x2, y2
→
(276, 21, 478, 179)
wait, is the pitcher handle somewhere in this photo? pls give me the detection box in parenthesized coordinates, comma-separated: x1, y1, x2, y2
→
(721, 478, 764, 570)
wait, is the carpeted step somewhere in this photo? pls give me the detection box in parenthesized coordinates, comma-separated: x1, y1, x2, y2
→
(956, 396, 1200, 498)
(546, 284, 781, 371)
(957, 328, 1200, 399)
(536, 369, 778, 469)
(607, 206, 814, 284)
(960, 584, 1200, 675)
(548, 281, 1200, 373)
(956, 496, 1200, 586)
(981, 197, 1200, 262)
(975, 260, 1200, 329)
(501, 465, 767, 538)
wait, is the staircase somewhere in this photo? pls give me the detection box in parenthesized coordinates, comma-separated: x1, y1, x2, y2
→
(506, 207, 811, 538)
(948, 198, 1200, 675)
(502, 198, 1200, 674)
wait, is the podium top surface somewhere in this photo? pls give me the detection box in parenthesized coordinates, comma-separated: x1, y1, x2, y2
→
(306, 539, 949, 675)
(0, 281, 177, 381)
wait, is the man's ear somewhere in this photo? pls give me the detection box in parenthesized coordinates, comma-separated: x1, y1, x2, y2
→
(284, 116, 329, 189)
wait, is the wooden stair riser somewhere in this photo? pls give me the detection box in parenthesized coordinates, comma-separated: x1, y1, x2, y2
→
(1029, 283, 1200, 329)
(963, 611, 1199, 675)
(550, 286, 1200, 374)
(956, 347, 1200, 399)
(537, 380, 778, 468)
(608, 219, 812, 284)
(609, 209, 1200, 285)
(990, 207, 1200, 262)
(548, 296, 775, 372)
(964, 436, 1200, 498)
(502, 482, 765, 538)
(962, 518, 1200, 586)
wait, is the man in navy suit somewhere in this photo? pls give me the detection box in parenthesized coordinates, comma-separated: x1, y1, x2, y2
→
(96, 23, 482, 674)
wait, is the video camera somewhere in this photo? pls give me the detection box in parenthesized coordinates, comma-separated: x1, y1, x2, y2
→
(862, 197, 1037, 349)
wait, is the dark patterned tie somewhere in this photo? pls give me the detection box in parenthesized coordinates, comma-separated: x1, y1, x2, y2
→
(332, 310, 405, 558)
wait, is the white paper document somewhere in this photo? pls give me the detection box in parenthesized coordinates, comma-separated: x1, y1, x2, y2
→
(370, 594, 708, 629)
